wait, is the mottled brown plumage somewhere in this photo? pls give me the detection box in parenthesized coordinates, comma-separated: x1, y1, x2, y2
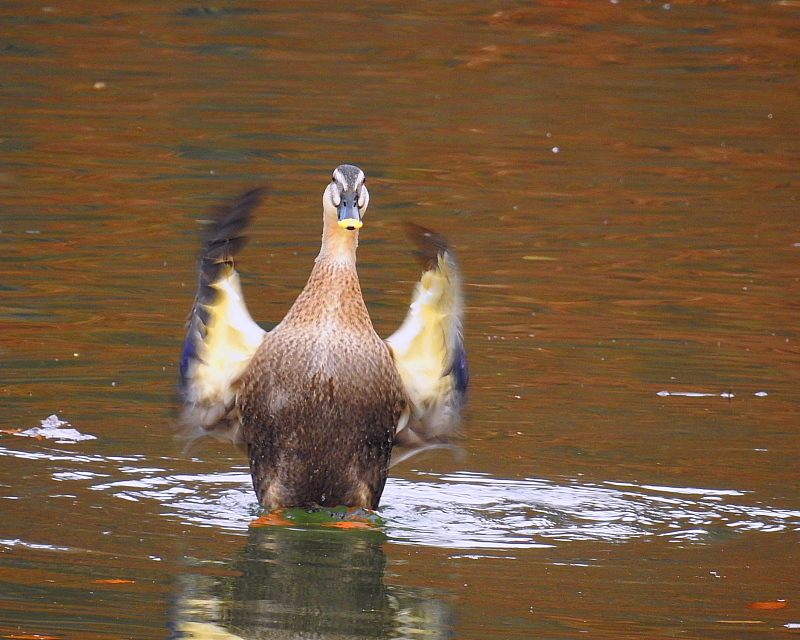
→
(239, 259, 405, 509)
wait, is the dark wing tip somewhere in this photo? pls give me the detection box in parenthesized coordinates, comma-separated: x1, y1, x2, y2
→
(204, 186, 268, 262)
(185, 187, 268, 387)
(404, 222, 452, 271)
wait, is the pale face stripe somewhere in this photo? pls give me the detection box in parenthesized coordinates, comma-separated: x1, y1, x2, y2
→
(332, 164, 369, 212)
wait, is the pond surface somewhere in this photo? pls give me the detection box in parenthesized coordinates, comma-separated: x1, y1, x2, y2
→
(1, 0, 799, 638)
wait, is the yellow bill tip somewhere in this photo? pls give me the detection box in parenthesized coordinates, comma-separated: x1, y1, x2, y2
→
(338, 218, 363, 230)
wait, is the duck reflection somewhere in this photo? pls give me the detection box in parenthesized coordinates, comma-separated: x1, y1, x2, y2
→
(171, 523, 452, 639)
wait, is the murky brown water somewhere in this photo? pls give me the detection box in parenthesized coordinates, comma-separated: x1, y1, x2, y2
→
(1, 1, 799, 638)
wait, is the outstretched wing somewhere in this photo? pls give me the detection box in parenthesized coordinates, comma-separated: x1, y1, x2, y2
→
(386, 223, 468, 465)
(179, 188, 267, 445)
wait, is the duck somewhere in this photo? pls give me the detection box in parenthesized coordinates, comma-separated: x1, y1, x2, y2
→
(179, 164, 467, 510)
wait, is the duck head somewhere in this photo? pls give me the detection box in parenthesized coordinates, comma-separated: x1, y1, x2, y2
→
(323, 164, 370, 231)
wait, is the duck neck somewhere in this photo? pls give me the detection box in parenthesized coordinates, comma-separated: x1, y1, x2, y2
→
(317, 217, 359, 265)
(279, 227, 371, 334)
(278, 210, 372, 332)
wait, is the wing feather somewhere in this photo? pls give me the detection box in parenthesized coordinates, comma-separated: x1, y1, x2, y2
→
(179, 188, 267, 444)
(386, 223, 468, 465)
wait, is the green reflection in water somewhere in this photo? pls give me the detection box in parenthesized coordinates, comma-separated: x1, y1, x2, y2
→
(172, 524, 451, 639)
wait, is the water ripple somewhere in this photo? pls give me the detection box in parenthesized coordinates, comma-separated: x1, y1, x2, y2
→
(2, 443, 797, 549)
(90, 466, 800, 549)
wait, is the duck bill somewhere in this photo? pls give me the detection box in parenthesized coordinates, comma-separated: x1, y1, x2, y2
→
(337, 200, 363, 230)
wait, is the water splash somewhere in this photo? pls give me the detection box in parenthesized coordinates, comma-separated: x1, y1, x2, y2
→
(14, 414, 97, 443)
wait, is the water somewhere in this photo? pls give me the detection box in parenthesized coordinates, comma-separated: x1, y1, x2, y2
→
(2, 0, 799, 638)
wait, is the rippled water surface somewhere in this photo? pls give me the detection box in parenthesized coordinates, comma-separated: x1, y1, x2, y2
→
(1, 1, 799, 638)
